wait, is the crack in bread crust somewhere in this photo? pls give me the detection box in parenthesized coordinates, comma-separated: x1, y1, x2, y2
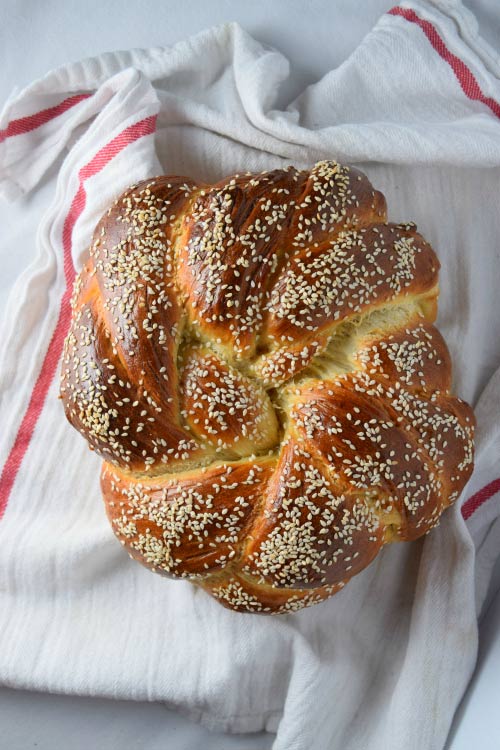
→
(60, 162, 475, 614)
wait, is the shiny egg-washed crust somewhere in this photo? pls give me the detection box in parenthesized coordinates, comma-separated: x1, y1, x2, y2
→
(60, 161, 475, 615)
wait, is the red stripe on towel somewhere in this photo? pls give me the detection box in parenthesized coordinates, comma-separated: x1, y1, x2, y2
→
(462, 478, 500, 520)
(0, 93, 91, 143)
(0, 114, 157, 517)
(388, 7, 500, 118)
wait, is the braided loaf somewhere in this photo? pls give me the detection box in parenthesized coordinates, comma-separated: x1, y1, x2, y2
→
(60, 161, 475, 614)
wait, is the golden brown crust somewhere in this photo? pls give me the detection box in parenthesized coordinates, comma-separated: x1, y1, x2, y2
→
(179, 344, 278, 456)
(354, 321, 452, 393)
(61, 160, 475, 614)
(199, 571, 344, 614)
(263, 222, 439, 347)
(240, 439, 384, 589)
(102, 458, 275, 578)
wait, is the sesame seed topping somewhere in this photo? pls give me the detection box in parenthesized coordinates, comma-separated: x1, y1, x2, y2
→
(61, 162, 475, 613)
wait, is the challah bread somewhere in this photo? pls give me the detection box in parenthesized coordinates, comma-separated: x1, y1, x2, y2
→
(60, 161, 475, 614)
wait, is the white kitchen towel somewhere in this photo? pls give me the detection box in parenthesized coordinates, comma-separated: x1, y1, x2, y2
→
(1, 2, 500, 749)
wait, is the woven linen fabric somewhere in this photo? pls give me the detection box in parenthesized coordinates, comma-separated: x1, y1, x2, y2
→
(1, 2, 500, 748)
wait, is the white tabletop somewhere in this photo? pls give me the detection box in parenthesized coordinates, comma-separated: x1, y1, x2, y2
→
(1, 1, 499, 748)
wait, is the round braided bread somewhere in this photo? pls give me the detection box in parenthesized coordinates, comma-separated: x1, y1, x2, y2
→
(60, 161, 475, 614)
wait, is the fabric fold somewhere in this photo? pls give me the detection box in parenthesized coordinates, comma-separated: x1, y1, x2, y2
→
(0, 3, 499, 749)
